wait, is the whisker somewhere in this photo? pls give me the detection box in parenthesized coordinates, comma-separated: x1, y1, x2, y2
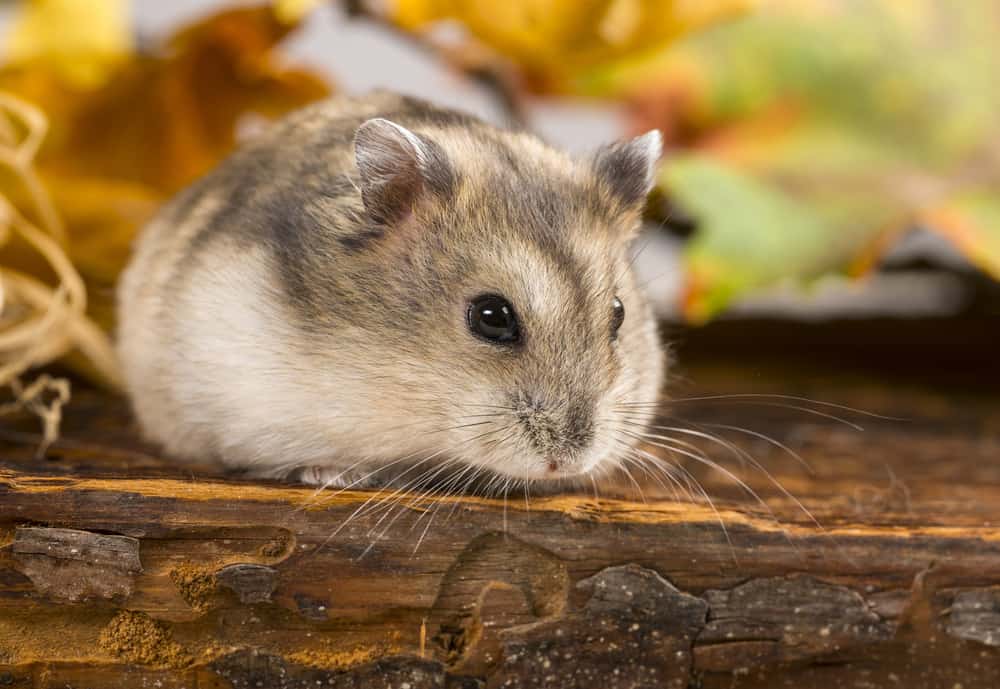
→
(309, 416, 507, 507)
(691, 420, 815, 475)
(620, 430, 773, 517)
(357, 421, 518, 556)
(438, 464, 490, 531)
(523, 462, 531, 511)
(617, 458, 647, 504)
(625, 432, 815, 564)
(503, 476, 511, 533)
(366, 455, 471, 529)
(359, 458, 465, 555)
(617, 447, 683, 504)
(658, 425, 820, 529)
(410, 466, 480, 556)
(325, 449, 451, 541)
(588, 474, 600, 502)
(411, 461, 481, 533)
(641, 422, 761, 470)
(627, 446, 737, 564)
(619, 392, 903, 421)
(619, 399, 865, 431)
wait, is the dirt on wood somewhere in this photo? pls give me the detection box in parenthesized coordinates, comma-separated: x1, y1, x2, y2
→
(169, 563, 217, 613)
(98, 610, 190, 668)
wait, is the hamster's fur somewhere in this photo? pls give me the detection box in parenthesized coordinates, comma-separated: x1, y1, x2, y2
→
(117, 92, 665, 487)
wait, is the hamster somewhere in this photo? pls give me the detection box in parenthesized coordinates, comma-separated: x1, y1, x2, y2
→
(117, 92, 665, 488)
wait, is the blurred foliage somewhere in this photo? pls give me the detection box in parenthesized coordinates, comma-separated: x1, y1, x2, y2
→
(0, 1, 331, 387)
(3, 0, 133, 87)
(2, 0, 999, 396)
(390, 0, 1000, 320)
(391, 0, 754, 94)
(274, 0, 325, 23)
(635, 1, 1000, 320)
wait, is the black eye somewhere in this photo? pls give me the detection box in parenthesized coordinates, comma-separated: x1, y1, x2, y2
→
(468, 294, 520, 344)
(611, 296, 625, 338)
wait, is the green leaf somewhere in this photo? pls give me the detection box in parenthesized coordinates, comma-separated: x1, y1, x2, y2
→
(641, 0, 1000, 318)
(663, 153, 900, 322)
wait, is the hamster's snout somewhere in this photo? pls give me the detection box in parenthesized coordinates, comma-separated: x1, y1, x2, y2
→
(512, 392, 596, 475)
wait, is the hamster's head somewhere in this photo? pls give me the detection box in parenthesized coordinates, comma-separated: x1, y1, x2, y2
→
(300, 117, 665, 483)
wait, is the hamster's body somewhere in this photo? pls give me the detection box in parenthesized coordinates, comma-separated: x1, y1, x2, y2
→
(118, 92, 665, 487)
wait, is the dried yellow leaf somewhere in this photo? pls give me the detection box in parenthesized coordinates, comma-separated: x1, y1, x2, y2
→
(0, 5, 332, 387)
(3, 0, 133, 88)
(390, 0, 752, 92)
(273, 0, 325, 24)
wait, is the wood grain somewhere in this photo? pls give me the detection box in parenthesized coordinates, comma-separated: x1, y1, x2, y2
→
(1, 356, 999, 688)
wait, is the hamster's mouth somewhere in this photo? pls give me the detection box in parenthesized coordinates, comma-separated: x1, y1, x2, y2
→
(543, 460, 594, 479)
(516, 452, 605, 481)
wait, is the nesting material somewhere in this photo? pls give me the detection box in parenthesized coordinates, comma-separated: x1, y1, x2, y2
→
(0, 93, 121, 452)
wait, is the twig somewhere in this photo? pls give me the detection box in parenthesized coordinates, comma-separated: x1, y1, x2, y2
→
(341, 0, 530, 129)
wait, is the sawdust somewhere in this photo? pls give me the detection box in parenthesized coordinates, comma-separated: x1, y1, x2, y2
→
(197, 641, 236, 664)
(258, 529, 295, 559)
(288, 644, 389, 670)
(98, 610, 190, 668)
(170, 563, 217, 612)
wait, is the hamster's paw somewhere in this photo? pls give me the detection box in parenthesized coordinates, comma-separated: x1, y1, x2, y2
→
(243, 464, 375, 489)
(296, 465, 375, 489)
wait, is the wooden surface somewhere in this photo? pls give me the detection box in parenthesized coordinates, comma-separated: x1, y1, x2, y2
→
(1, 322, 1000, 688)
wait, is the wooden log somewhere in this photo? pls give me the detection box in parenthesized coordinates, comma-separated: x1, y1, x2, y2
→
(1, 360, 999, 688)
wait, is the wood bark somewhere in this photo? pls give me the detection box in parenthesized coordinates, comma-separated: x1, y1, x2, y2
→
(1, 361, 999, 688)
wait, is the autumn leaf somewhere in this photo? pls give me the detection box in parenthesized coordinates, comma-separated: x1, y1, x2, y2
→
(2, 0, 133, 88)
(0, 4, 332, 386)
(925, 193, 1000, 280)
(27, 5, 332, 195)
(389, 0, 753, 93)
(274, 0, 325, 24)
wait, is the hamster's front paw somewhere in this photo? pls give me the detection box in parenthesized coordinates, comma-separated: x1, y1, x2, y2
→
(244, 464, 376, 489)
(296, 465, 375, 489)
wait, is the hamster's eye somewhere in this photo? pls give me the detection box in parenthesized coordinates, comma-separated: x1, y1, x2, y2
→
(611, 296, 625, 338)
(468, 294, 520, 344)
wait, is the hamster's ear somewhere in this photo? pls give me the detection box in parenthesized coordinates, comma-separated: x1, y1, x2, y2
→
(592, 130, 662, 208)
(354, 118, 454, 225)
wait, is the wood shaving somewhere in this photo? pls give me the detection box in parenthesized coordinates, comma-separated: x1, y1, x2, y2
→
(0, 92, 122, 454)
(0, 374, 69, 458)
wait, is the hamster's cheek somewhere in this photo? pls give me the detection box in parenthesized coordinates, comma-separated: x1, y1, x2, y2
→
(584, 297, 665, 473)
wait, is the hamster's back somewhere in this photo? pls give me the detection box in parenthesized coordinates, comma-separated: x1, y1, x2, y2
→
(118, 93, 435, 465)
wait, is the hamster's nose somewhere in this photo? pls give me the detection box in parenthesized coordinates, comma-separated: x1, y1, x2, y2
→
(513, 393, 595, 463)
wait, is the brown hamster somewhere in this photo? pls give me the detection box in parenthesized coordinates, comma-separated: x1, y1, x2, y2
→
(117, 92, 665, 488)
